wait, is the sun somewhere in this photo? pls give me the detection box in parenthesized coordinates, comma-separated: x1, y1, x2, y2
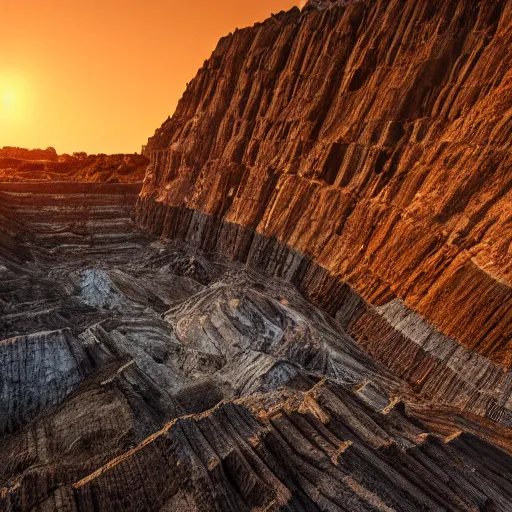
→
(2, 89, 15, 108)
(0, 72, 32, 124)
(1, 85, 22, 119)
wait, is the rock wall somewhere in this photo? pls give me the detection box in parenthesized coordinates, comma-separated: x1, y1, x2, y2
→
(1, 181, 511, 510)
(138, 0, 512, 370)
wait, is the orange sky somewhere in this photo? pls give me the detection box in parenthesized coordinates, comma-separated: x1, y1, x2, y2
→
(1, 0, 299, 155)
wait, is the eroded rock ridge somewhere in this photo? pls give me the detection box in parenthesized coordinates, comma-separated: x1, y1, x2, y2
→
(135, 3, 512, 451)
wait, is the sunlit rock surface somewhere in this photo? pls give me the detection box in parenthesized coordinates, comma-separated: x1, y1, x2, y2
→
(139, 0, 512, 368)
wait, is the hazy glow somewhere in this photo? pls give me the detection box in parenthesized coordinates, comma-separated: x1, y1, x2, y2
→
(2, 1, 299, 154)
(0, 70, 29, 112)
(2, 91, 14, 108)
(0, 69, 35, 146)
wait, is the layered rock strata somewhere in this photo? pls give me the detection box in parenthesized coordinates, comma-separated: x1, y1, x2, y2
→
(0, 183, 512, 511)
(137, 0, 512, 430)
(2, 0, 512, 509)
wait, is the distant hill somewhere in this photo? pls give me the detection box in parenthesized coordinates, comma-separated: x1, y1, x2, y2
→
(0, 148, 148, 183)
(0, 146, 58, 161)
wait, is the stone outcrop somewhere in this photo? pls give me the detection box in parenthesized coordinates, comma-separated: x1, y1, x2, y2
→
(1, 0, 512, 510)
(302, 0, 360, 11)
(136, 0, 512, 422)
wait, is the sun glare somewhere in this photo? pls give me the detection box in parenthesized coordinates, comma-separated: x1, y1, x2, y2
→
(2, 90, 15, 108)
(0, 72, 32, 125)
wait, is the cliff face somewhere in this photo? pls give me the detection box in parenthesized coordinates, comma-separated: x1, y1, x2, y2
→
(138, 0, 512, 373)
(2, 2, 512, 509)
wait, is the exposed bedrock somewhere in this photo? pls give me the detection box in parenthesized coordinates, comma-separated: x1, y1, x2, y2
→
(136, 202, 512, 429)
(1, 184, 512, 510)
(2, 0, 512, 509)
(138, 0, 512, 371)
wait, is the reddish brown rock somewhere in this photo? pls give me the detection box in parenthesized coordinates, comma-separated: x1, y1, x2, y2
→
(0, 146, 58, 162)
(0, 150, 148, 183)
(1, 2, 512, 510)
(138, 0, 512, 369)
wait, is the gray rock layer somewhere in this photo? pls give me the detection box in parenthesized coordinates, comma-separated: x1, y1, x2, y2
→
(0, 183, 511, 511)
